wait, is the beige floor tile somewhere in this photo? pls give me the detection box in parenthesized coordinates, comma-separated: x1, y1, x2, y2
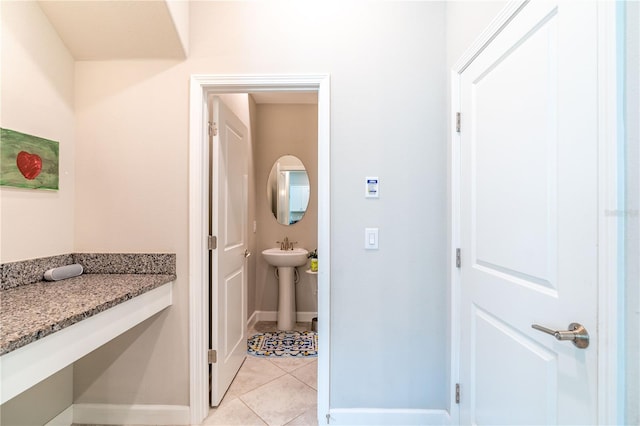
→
(240, 375, 316, 426)
(202, 397, 267, 425)
(285, 405, 319, 426)
(267, 356, 316, 373)
(289, 360, 317, 390)
(226, 356, 286, 398)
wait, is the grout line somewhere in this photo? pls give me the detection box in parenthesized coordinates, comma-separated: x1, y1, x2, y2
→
(236, 397, 269, 426)
(288, 370, 317, 393)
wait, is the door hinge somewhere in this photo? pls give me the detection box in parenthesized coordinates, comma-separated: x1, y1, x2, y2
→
(326, 413, 330, 424)
(208, 121, 218, 137)
(208, 235, 217, 250)
(208, 349, 217, 364)
(456, 248, 461, 268)
(456, 112, 461, 133)
(455, 383, 460, 404)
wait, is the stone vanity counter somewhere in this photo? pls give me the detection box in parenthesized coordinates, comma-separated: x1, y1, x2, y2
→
(0, 273, 175, 356)
(0, 253, 176, 356)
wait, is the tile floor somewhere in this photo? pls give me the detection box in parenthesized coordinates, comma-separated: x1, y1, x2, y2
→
(200, 322, 318, 426)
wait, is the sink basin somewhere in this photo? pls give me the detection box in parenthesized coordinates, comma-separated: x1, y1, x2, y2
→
(262, 247, 309, 267)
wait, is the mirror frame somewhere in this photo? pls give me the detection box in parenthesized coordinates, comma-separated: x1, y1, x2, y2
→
(267, 155, 310, 226)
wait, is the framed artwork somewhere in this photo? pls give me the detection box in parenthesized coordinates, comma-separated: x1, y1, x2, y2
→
(0, 128, 59, 190)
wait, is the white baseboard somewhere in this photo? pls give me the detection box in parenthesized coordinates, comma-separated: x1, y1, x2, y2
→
(254, 310, 318, 323)
(44, 405, 73, 426)
(73, 403, 190, 425)
(247, 310, 258, 330)
(328, 408, 451, 425)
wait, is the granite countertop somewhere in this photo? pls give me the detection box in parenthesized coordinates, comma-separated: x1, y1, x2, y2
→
(0, 273, 175, 356)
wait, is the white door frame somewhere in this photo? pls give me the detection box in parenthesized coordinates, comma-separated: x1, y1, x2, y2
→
(188, 74, 331, 424)
(449, 1, 621, 424)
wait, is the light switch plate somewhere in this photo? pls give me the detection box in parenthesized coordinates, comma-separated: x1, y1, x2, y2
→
(365, 228, 379, 249)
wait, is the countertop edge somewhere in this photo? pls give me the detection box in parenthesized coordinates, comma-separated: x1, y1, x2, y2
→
(0, 273, 176, 356)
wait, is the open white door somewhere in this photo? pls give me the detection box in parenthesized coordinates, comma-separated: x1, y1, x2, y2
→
(458, 1, 599, 424)
(210, 96, 249, 407)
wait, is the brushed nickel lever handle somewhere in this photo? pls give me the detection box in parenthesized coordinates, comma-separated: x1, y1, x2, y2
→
(531, 323, 589, 349)
(244, 249, 251, 258)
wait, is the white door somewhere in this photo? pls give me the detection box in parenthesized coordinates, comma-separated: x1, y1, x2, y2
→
(458, 2, 598, 424)
(210, 96, 249, 407)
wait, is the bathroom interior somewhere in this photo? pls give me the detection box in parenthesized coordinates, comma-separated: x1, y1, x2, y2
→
(217, 91, 319, 330)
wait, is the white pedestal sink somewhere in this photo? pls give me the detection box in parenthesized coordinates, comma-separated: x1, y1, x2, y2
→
(262, 247, 308, 330)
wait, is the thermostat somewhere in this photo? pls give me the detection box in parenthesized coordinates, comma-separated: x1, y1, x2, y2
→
(365, 177, 379, 198)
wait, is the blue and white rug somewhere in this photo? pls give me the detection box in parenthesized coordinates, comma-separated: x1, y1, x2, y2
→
(248, 331, 318, 358)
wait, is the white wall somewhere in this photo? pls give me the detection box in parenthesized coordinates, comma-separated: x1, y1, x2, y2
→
(71, 1, 449, 412)
(0, 1, 75, 423)
(0, 0, 76, 263)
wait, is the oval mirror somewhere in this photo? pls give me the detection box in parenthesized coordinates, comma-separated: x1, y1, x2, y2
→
(267, 155, 310, 225)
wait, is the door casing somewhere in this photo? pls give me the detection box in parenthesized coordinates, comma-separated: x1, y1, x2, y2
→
(188, 75, 331, 424)
(449, 1, 621, 424)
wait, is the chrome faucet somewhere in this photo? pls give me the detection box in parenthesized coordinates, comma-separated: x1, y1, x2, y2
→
(277, 236, 297, 250)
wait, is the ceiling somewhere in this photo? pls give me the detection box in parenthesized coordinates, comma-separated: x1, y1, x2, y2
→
(37, 0, 186, 60)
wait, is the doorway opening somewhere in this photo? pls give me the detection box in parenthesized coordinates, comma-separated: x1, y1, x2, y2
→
(188, 75, 331, 425)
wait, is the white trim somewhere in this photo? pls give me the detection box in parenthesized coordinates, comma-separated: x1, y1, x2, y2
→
(73, 403, 190, 425)
(247, 310, 258, 330)
(44, 405, 73, 426)
(448, 70, 461, 426)
(188, 75, 210, 425)
(450, 7, 531, 422)
(0, 282, 173, 405)
(453, 0, 529, 73)
(596, 2, 622, 424)
(328, 408, 450, 425)
(188, 74, 331, 425)
(316, 75, 332, 425)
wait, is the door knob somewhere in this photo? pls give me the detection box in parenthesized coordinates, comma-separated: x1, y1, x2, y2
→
(244, 249, 251, 258)
(531, 322, 589, 349)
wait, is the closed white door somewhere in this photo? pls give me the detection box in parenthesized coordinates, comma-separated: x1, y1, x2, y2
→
(458, 2, 598, 424)
(210, 96, 249, 407)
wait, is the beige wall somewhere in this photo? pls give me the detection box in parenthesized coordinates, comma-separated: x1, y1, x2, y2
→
(165, 0, 190, 56)
(72, 61, 190, 404)
(0, 1, 75, 423)
(70, 1, 449, 410)
(0, 0, 76, 263)
(254, 103, 318, 314)
(0, 367, 73, 426)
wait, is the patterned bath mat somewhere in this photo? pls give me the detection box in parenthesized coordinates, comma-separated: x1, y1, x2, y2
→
(248, 331, 318, 357)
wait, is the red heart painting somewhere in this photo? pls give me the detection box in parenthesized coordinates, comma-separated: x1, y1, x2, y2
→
(16, 151, 43, 180)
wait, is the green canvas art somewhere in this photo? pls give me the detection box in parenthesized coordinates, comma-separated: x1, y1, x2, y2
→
(0, 128, 59, 190)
